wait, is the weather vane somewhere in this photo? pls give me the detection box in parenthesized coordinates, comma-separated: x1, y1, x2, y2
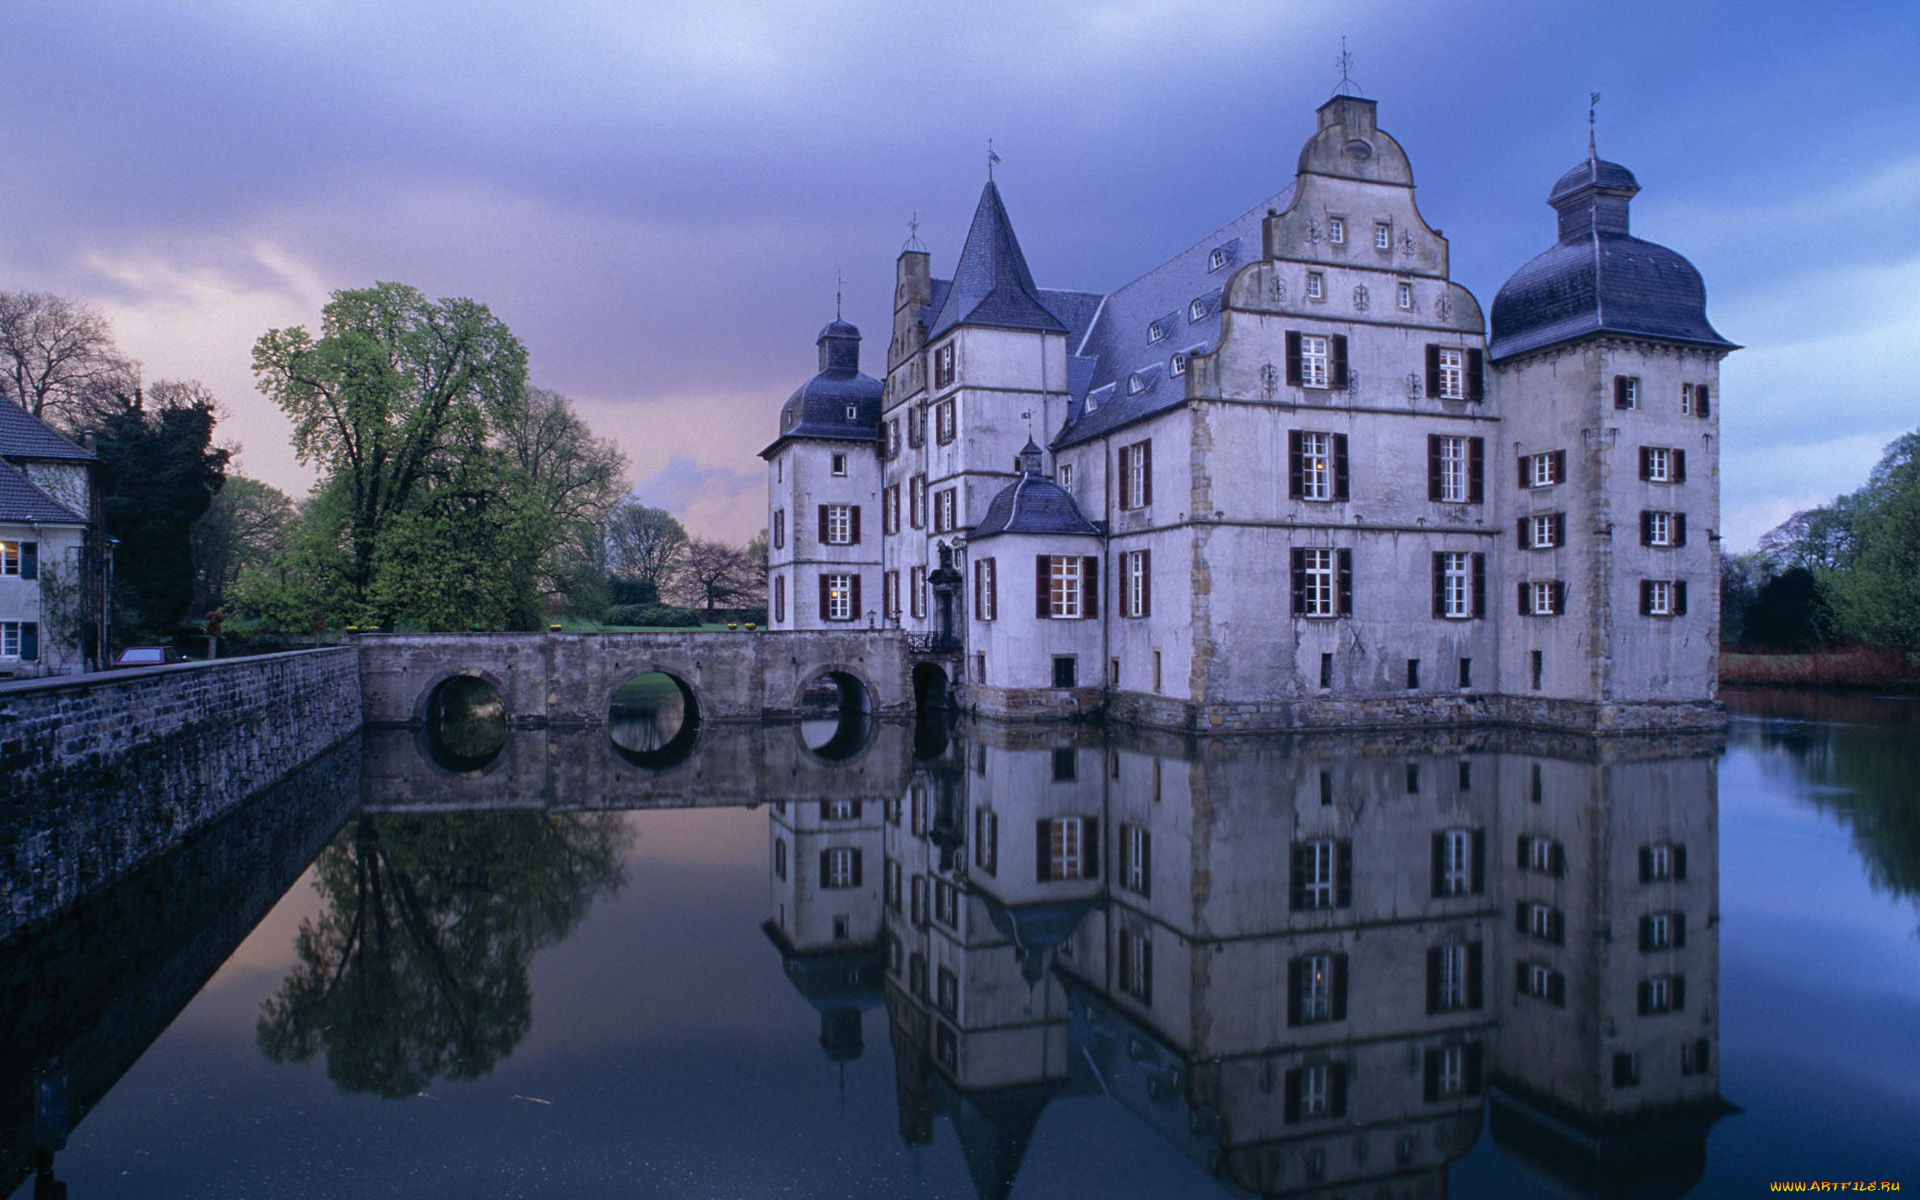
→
(1335, 38, 1359, 97)
(835, 270, 843, 319)
(1589, 91, 1601, 156)
(988, 138, 1001, 182)
(903, 211, 926, 253)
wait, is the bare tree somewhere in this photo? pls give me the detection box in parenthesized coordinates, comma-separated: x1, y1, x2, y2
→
(604, 500, 687, 602)
(0, 291, 139, 429)
(678, 537, 754, 612)
(504, 387, 628, 529)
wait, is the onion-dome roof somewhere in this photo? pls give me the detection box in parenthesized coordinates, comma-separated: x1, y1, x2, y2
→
(761, 317, 883, 456)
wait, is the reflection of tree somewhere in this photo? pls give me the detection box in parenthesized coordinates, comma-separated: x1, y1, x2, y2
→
(257, 812, 631, 1097)
(1759, 719, 1920, 915)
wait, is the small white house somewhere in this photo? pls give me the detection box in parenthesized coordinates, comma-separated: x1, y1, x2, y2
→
(0, 402, 106, 677)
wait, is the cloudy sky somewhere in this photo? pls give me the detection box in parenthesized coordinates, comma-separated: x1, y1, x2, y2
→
(1, 0, 1912, 549)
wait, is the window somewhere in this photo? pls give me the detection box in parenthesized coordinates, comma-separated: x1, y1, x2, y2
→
(1284, 331, 1348, 389)
(1290, 839, 1349, 910)
(1154, 650, 1164, 693)
(1641, 579, 1688, 617)
(1428, 434, 1483, 502)
(910, 952, 927, 999)
(1520, 512, 1566, 549)
(822, 503, 856, 545)
(831, 452, 849, 476)
(882, 569, 898, 618)
(1119, 440, 1152, 509)
(908, 406, 925, 448)
(1431, 828, 1482, 897)
(773, 508, 785, 550)
(1121, 549, 1151, 618)
(1424, 1044, 1483, 1102)
(1052, 656, 1077, 688)
(1146, 319, 1166, 343)
(887, 417, 900, 457)
(1284, 1062, 1348, 1124)
(774, 837, 787, 880)
(911, 875, 927, 926)
(934, 488, 956, 533)
(1305, 271, 1324, 300)
(934, 342, 956, 389)
(1407, 658, 1421, 689)
(1208, 246, 1228, 270)
(1681, 1038, 1712, 1076)
(1120, 824, 1151, 896)
(1432, 552, 1484, 620)
(1327, 216, 1345, 244)
(845, 405, 858, 422)
(934, 879, 959, 928)
(1520, 902, 1565, 944)
(1437, 349, 1464, 399)
(1641, 510, 1686, 547)
(935, 398, 956, 444)
(1289, 431, 1349, 501)
(911, 784, 929, 835)
(1169, 352, 1187, 376)
(1109, 657, 1119, 686)
(884, 859, 901, 911)
(1118, 928, 1153, 1004)
(821, 847, 861, 889)
(1640, 446, 1686, 483)
(1640, 842, 1688, 882)
(1057, 462, 1073, 492)
(822, 572, 859, 621)
(1530, 649, 1544, 690)
(1039, 816, 1093, 881)
(1425, 345, 1484, 400)
(1426, 942, 1483, 1013)
(937, 966, 958, 1016)
(1188, 298, 1206, 321)
(1300, 335, 1329, 387)
(973, 557, 996, 621)
(832, 914, 850, 940)
(909, 474, 925, 528)
(1638, 974, 1686, 1015)
(1613, 1052, 1639, 1089)
(1518, 960, 1566, 1006)
(1039, 555, 1096, 619)
(883, 485, 900, 534)
(1613, 375, 1640, 410)
(1640, 911, 1687, 951)
(1288, 952, 1347, 1025)
(1319, 652, 1332, 688)
(1519, 835, 1565, 876)
(1520, 450, 1566, 488)
(1290, 547, 1352, 618)
(1375, 221, 1392, 249)
(773, 575, 785, 623)
(1397, 281, 1413, 310)
(1458, 657, 1472, 688)
(910, 564, 926, 619)
(822, 798, 859, 821)
(1052, 748, 1077, 781)
(973, 807, 998, 875)
(1683, 382, 1712, 417)
(1521, 580, 1565, 617)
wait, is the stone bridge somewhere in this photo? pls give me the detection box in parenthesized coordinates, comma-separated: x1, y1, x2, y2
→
(357, 629, 936, 727)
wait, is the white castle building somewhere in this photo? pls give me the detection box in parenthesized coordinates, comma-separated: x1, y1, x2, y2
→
(763, 92, 1734, 733)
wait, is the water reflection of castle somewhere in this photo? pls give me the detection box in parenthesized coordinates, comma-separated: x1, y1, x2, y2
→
(766, 725, 1729, 1199)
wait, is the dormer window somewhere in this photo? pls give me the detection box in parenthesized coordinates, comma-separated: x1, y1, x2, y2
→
(1328, 217, 1346, 244)
(1306, 272, 1324, 301)
(845, 404, 858, 420)
(1375, 221, 1392, 250)
(1170, 353, 1187, 377)
(1127, 373, 1146, 395)
(1208, 246, 1229, 271)
(1146, 320, 1166, 343)
(1189, 299, 1205, 321)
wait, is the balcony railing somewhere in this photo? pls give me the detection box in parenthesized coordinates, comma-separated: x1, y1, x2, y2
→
(905, 633, 962, 655)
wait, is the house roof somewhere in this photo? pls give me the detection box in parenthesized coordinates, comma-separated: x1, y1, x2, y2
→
(0, 400, 93, 462)
(927, 182, 1069, 339)
(971, 441, 1100, 541)
(0, 459, 85, 523)
(760, 318, 885, 457)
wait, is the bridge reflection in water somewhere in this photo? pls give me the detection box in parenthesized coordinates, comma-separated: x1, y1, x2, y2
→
(4, 712, 1738, 1199)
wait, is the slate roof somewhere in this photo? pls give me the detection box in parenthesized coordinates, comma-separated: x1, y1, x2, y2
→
(927, 182, 1069, 339)
(760, 319, 885, 457)
(0, 400, 93, 461)
(1054, 186, 1293, 448)
(0, 459, 85, 523)
(1490, 155, 1735, 362)
(971, 441, 1100, 540)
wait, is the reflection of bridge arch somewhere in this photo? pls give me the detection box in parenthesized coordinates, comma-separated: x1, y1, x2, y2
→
(608, 669, 703, 770)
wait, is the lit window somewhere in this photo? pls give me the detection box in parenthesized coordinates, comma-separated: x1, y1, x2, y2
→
(824, 573, 854, 621)
(1298, 954, 1333, 1023)
(1299, 432, 1332, 500)
(0, 542, 20, 575)
(1375, 221, 1392, 249)
(1439, 552, 1472, 618)
(1328, 216, 1345, 244)
(1397, 281, 1413, 310)
(1436, 436, 1468, 502)
(831, 452, 848, 477)
(1299, 547, 1336, 616)
(1299, 336, 1329, 388)
(1048, 556, 1085, 619)
(1437, 349, 1464, 400)
(1305, 272, 1324, 300)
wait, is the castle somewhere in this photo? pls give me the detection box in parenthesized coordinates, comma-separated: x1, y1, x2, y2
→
(763, 92, 1735, 733)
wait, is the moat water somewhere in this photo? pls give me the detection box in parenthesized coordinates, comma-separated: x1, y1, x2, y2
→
(5, 690, 1919, 1198)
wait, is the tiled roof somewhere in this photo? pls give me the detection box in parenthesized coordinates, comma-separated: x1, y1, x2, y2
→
(971, 447, 1100, 541)
(0, 400, 93, 461)
(927, 182, 1069, 339)
(0, 459, 85, 523)
(762, 318, 884, 457)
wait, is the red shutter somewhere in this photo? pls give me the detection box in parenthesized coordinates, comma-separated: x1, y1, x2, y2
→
(1467, 349, 1485, 401)
(1291, 549, 1307, 614)
(1331, 335, 1349, 389)
(1516, 517, 1531, 548)
(1472, 554, 1486, 617)
(1288, 431, 1304, 498)
(1035, 820, 1051, 882)
(850, 574, 862, 620)
(1697, 385, 1711, 418)
(1083, 818, 1099, 877)
(1517, 455, 1530, 490)
(1285, 331, 1303, 386)
(1141, 440, 1153, 506)
(1641, 511, 1654, 546)
(1675, 580, 1689, 616)
(1336, 549, 1353, 616)
(1552, 580, 1566, 614)
(1332, 434, 1349, 500)
(1142, 548, 1152, 617)
(1084, 555, 1099, 618)
(1518, 581, 1531, 616)
(1614, 376, 1631, 409)
(1431, 554, 1445, 618)
(973, 561, 983, 620)
(819, 574, 831, 620)
(1427, 435, 1443, 501)
(818, 505, 829, 544)
(1551, 450, 1566, 481)
(1468, 438, 1484, 502)
(1551, 513, 1566, 545)
(1426, 345, 1442, 398)
(1036, 555, 1051, 619)
(1639, 447, 1653, 481)
(1674, 513, 1687, 546)
(1674, 449, 1687, 482)
(989, 558, 998, 620)
(850, 505, 861, 544)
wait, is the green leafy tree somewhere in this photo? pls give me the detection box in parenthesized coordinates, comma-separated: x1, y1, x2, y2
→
(256, 811, 632, 1098)
(1819, 431, 1920, 652)
(190, 474, 295, 616)
(95, 381, 230, 644)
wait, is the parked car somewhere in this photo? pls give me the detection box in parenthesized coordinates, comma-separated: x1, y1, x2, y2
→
(111, 646, 187, 668)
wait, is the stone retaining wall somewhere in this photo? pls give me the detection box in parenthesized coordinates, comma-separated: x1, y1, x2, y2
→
(0, 647, 362, 943)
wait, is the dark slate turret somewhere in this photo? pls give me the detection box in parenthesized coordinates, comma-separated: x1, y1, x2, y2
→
(760, 318, 884, 456)
(927, 182, 1068, 339)
(970, 440, 1099, 540)
(1489, 153, 1735, 361)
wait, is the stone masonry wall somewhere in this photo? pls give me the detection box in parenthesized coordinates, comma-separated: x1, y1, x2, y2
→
(0, 647, 362, 943)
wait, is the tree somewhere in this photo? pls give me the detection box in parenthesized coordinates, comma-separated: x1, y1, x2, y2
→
(604, 500, 687, 604)
(250, 283, 531, 627)
(678, 536, 754, 612)
(191, 475, 295, 616)
(1817, 431, 1920, 652)
(502, 386, 627, 606)
(96, 380, 230, 643)
(0, 291, 138, 429)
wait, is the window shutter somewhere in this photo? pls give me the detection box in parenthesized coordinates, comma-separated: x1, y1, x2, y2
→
(20, 542, 36, 580)
(1638, 915, 1654, 952)
(1639, 846, 1655, 882)
(850, 849, 863, 887)
(1036, 555, 1051, 619)
(1675, 580, 1688, 616)
(1697, 385, 1710, 418)
(1286, 959, 1304, 1027)
(1423, 1049, 1442, 1102)
(1140, 829, 1152, 897)
(1467, 349, 1485, 401)
(819, 850, 832, 886)
(1674, 513, 1687, 546)
(1468, 438, 1484, 501)
(1641, 580, 1654, 616)
(1467, 942, 1484, 1008)
(1674, 845, 1688, 879)
(1283, 1068, 1302, 1122)
(1332, 434, 1349, 500)
(1549, 909, 1565, 944)
(1082, 556, 1099, 618)
(1432, 554, 1445, 618)
(1425, 345, 1441, 397)
(1464, 1044, 1484, 1094)
(1551, 513, 1566, 545)
(1329, 1061, 1349, 1117)
(1288, 430, 1304, 498)
(1430, 832, 1446, 899)
(1470, 830, 1485, 894)
(1336, 842, 1352, 907)
(1614, 376, 1631, 409)
(1329, 955, 1348, 1021)
(850, 574, 862, 619)
(1516, 835, 1532, 870)
(1331, 334, 1349, 390)
(1290, 549, 1307, 615)
(973, 562, 983, 620)
(1550, 842, 1566, 877)
(1472, 554, 1486, 617)
(1035, 820, 1051, 882)
(1515, 902, 1530, 935)
(850, 506, 862, 544)
(1425, 947, 1443, 1013)
(1141, 549, 1152, 617)
(1672, 912, 1687, 948)
(20, 622, 37, 661)
(1141, 440, 1153, 506)
(1552, 580, 1566, 613)
(1285, 331, 1303, 386)
(1427, 435, 1443, 501)
(1336, 549, 1353, 615)
(818, 505, 830, 544)
(1515, 960, 1530, 994)
(1547, 971, 1565, 1006)
(1551, 450, 1566, 480)
(1516, 517, 1532, 549)
(1639, 447, 1653, 481)
(1641, 511, 1654, 546)
(1518, 581, 1531, 616)
(989, 558, 998, 619)
(1674, 449, 1687, 482)
(1637, 980, 1654, 1015)
(1083, 818, 1099, 876)
(818, 575, 831, 620)
(1289, 844, 1308, 910)
(1518, 456, 1531, 490)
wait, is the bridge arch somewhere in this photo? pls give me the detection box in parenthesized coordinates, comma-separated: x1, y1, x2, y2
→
(416, 671, 511, 774)
(607, 667, 703, 770)
(795, 664, 875, 762)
